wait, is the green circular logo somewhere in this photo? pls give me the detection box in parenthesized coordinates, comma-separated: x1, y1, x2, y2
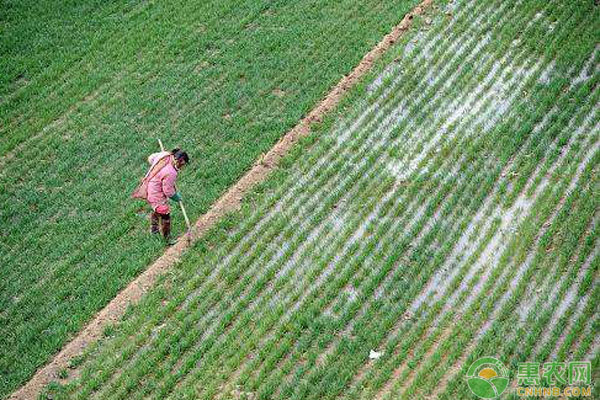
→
(466, 357, 510, 399)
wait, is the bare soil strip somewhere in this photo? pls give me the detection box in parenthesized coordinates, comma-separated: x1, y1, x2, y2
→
(9, 1, 432, 399)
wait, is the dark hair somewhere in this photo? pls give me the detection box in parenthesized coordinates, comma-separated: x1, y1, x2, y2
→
(171, 148, 189, 164)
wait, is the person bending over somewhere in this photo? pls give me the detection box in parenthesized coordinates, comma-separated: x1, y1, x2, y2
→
(145, 148, 189, 244)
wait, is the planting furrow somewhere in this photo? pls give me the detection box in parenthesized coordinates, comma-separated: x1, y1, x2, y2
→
(344, 28, 596, 400)
(416, 122, 600, 400)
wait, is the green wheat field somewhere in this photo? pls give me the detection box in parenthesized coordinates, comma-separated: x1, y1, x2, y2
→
(1, 0, 599, 399)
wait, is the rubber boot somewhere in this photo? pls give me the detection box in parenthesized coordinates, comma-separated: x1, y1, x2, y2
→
(150, 211, 160, 234)
(161, 214, 176, 245)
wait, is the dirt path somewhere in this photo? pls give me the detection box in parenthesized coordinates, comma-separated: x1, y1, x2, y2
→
(9, 1, 432, 399)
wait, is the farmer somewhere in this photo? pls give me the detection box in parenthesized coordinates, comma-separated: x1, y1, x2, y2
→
(140, 148, 189, 244)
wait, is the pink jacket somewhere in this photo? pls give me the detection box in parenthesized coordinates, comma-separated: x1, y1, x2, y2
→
(146, 151, 178, 213)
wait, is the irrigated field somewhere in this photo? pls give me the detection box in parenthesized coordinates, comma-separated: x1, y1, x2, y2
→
(0, 0, 423, 396)
(39, 0, 599, 399)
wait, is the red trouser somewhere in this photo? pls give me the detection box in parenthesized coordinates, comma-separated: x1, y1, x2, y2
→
(150, 211, 171, 239)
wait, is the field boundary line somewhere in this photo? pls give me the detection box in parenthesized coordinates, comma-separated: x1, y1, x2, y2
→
(9, 1, 433, 399)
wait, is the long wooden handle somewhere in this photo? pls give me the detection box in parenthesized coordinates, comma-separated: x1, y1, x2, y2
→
(157, 139, 192, 233)
(179, 202, 191, 231)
